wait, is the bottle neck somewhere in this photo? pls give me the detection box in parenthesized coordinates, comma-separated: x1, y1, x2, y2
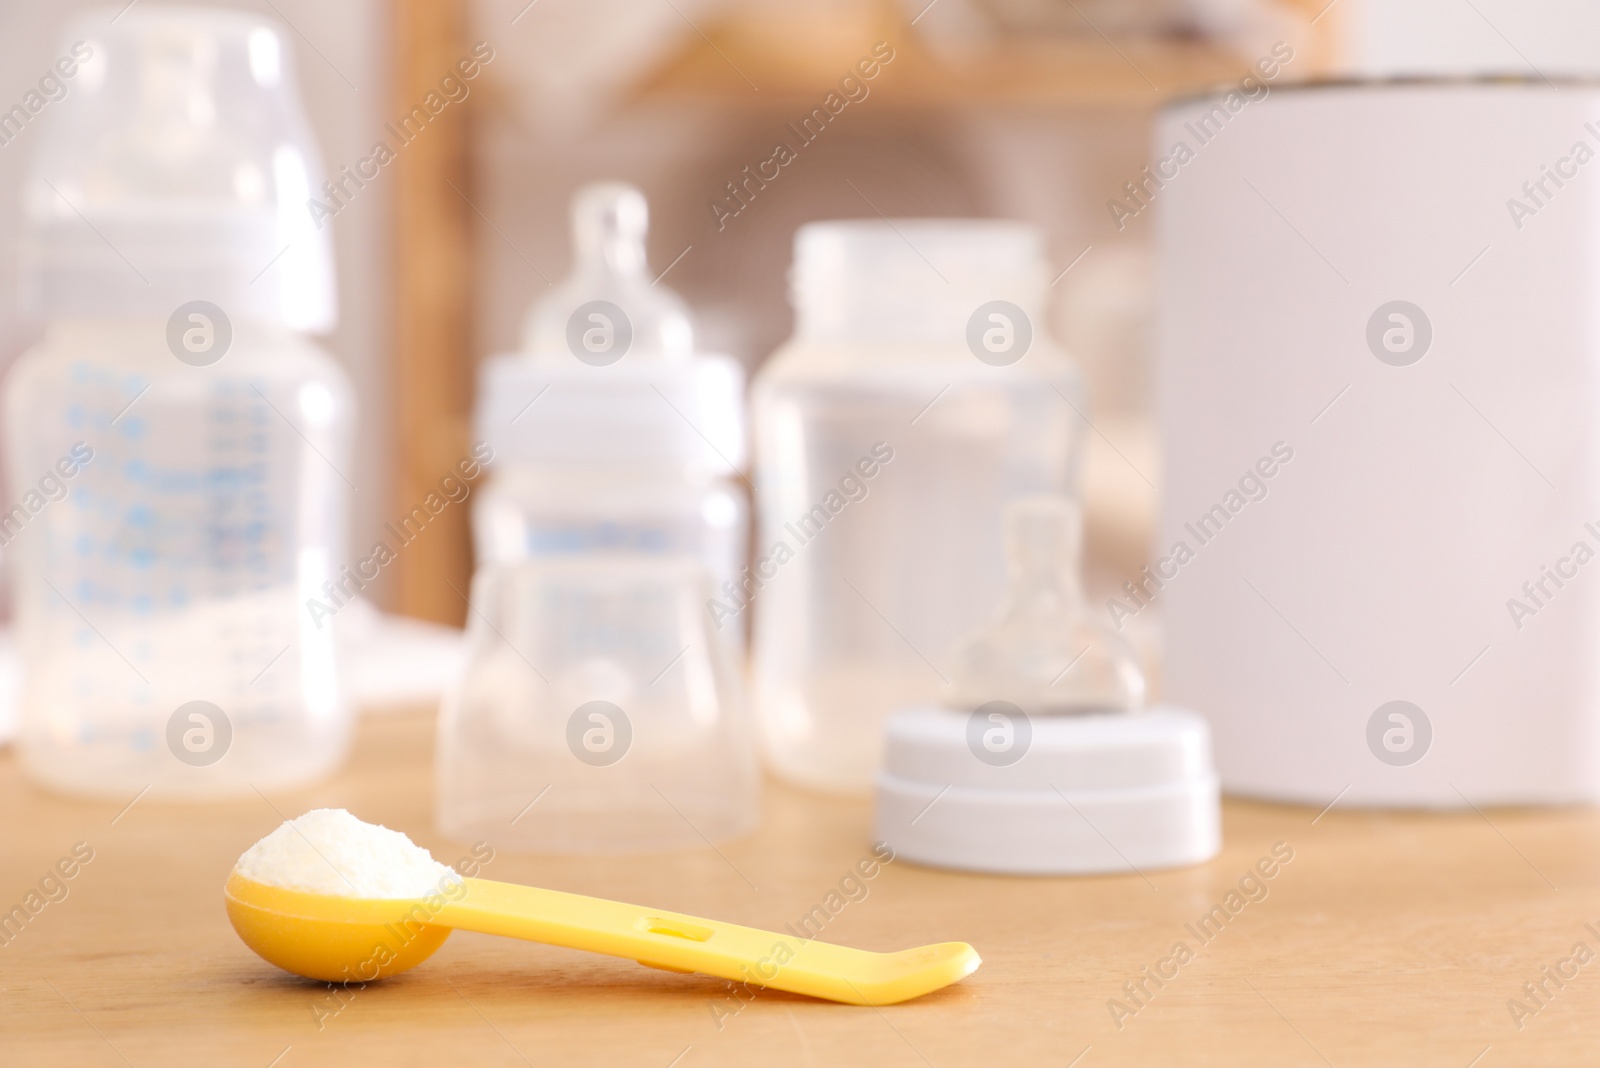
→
(40, 316, 305, 369)
(46, 316, 299, 342)
(496, 461, 736, 487)
(789, 221, 1046, 346)
(576, 233, 647, 279)
(570, 182, 651, 280)
(792, 280, 1044, 347)
(1007, 565, 1082, 617)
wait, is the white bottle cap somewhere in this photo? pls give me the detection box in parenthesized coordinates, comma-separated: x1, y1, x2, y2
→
(476, 353, 747, 473)
(874, 704, 1221, 875)
(791, 219, 1046, 344)
(20, 6, 336, 330)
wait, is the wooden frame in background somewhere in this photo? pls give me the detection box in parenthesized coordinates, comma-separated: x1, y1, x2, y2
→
(392, 0, 474, 625)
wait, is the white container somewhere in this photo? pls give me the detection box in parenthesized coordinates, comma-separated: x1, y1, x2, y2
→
(751, 221, 1086, 794)
(473, 185, 747, 641)
(7, 7, 352, 797)
(1156, 82, 1600, 806)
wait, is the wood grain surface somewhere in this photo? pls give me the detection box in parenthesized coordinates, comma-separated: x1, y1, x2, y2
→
(391, 0, 476, 627)
(1, 708, 1596, 1067)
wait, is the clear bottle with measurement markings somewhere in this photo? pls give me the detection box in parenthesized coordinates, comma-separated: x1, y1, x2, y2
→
(751, 221, 1087, 793)
(6, 9, 354, 797)
(449, 184, 756, 850)
(473, 183, 748, 649)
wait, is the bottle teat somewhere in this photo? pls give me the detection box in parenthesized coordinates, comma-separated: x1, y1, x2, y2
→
(947, 496, 1145, 714)
(521, 182, 694, 362)
(21, 7, 334, 329)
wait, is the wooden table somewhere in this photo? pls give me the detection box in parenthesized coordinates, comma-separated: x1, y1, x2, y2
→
(2, 708, 1596, 1066)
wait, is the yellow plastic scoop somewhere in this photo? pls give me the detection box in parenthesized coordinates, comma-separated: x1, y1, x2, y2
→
(225, 871, 980, 1005)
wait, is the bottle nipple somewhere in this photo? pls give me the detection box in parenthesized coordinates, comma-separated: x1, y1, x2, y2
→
(521, 182, 694, 362)
(946, 496, 1145, 714)
(573, 182, 649, 276)
(22, 9, 336, 329)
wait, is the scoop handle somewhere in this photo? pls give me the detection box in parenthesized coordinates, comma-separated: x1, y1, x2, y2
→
(434, 877, 978, 1006)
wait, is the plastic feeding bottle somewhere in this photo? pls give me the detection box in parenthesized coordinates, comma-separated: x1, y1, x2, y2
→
(750, 220, 1086, 793)
(7, 7, 353, 797)
(445, 183, 756, 852)
(472, 183, 747, 640)
(875, 498, 1220, 874)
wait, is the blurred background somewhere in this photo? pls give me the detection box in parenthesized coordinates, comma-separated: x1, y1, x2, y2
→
(3, 0, 1597, 633)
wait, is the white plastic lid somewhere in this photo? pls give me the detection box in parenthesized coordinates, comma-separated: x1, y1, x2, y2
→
(476, 354, 747, 472)
(875, 704, 1221, 875)
(19, 5, 336, 330)
(791, 219, 1046, 344)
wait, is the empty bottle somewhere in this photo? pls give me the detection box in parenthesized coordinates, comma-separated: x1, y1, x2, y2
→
(751, 220, 1087, 793)
(473, 183, 747, 645)
(449, 183, 757, 851)
(7, 8, 353, 797)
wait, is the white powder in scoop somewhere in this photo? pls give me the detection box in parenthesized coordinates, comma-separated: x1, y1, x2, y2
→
(235, 808, 456, 898)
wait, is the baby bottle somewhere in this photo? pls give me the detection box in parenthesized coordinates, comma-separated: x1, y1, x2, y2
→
(750, 220, 1087, 793)
(874, 497, 1220, 874)
(7, 7, 353, 797)
(472, 183, 747, 647)
(442, 183, 756, 852)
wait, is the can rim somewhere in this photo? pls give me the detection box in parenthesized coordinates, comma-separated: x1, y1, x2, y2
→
(1163, 73, 1589, 111)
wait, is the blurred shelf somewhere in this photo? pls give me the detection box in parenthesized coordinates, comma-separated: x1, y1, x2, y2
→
(630, 1, 1337, 109)
(639, 37, 1255, 108)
